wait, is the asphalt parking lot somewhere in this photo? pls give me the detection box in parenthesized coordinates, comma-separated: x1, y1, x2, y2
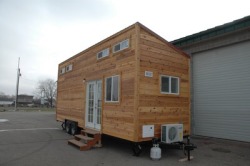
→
(0, 111, 249, 166)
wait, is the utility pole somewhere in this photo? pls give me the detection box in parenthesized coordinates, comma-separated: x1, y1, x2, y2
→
(15, 57, 21, 111)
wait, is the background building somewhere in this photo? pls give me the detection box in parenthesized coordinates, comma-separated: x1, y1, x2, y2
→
(17, 94, 33, 105)
(172, 16, 250, 142)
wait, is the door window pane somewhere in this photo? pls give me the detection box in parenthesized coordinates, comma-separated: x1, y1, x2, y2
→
(97, 82, 102, 125)
(97, 108, 101, 124)
(88, 107, 93, 122)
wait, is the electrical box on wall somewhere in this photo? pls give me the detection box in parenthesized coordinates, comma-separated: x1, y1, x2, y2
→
(145, 71, 153, 77)
(142, 125, 154, 138)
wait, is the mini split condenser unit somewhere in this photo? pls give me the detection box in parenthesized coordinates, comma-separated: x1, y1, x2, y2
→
(161, 124, 183, 143)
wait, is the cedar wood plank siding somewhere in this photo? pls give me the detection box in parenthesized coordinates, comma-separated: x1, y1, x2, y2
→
(137, 27, 190, 141)
(57, 25, 137, 141)
(56, 22, 190, 142)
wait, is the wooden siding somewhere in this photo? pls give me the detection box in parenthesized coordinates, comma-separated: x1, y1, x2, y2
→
(56, 22, 190, 143)
(137, 28, 190, 142)
(57, 27, 137, 141)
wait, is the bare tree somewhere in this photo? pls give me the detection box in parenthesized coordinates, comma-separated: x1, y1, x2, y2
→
(0, 92, 15, 101)
(37, 78, 57, 107)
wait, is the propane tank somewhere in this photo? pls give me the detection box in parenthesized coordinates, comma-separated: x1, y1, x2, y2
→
(150, 144, 161, 160)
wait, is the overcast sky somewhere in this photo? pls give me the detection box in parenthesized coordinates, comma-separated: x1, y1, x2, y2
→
(0, 0, 249, 96)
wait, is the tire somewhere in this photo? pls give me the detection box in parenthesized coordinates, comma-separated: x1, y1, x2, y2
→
(70, 122, 78, 136)
(132, 143, 142, 157)
(61, 122, 66, 130)
(65, 121, 71, 135)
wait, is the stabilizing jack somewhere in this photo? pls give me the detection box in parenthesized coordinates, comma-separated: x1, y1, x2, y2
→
(180, 136, 197, 161)
(156, 136, 197, 161)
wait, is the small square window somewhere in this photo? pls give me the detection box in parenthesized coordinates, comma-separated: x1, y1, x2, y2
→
(121, 39, 129, 48)
(114, 45, 120, 52)
(161, 75, 179, 95)
(60, 67, 65, 74)
(113, 39, 129, 53)
(66, 64, 73, 72)
(97, 48, 109, 60)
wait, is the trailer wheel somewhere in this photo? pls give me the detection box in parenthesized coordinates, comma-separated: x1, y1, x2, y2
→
(65, 121, 71, 135)
(70, 122, 78, 135)
(132, 143, 142, 157)
(61, 122, 66, 130)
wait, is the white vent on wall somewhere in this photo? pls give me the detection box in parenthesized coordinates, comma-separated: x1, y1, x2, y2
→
(145, 71, 153, 77)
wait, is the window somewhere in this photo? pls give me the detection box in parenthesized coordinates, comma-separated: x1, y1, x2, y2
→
(105, 75, 120, 102)
(161, 75, 179, 94)
(66, 64, 73, 72)
(60, 67, 65, 74)
(113, 39, 129, 53)
(97, 48, 109, 60)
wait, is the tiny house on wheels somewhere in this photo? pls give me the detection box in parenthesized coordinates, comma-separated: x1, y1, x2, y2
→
(56, 22, 190, 152)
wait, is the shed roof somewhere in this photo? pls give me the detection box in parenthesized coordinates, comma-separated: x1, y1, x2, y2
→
(137, 22, 190, 58)
(60, 22, 189, 65)
(171, 15, 250, 47)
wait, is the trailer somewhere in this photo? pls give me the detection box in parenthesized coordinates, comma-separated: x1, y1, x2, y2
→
(56, 22, 191, 153)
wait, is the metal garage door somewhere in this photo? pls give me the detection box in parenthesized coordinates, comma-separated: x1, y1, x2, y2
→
(192, 40, 250, 142)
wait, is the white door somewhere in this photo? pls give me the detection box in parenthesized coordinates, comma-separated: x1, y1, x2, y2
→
(85, 80, 102, 130)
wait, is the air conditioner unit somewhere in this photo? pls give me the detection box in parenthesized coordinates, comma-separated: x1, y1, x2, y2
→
(161, 124, 183, 143)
